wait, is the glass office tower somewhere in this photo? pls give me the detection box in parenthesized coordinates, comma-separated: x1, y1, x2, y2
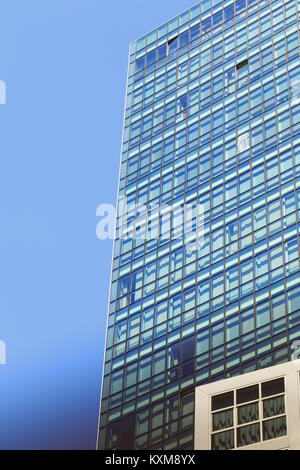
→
(98, 0, 300, 450)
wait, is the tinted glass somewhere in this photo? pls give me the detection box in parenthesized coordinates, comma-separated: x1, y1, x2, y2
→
(261, 378, 285, 398)
(237, 384, 259, 404)
(212, 391, 234, 411)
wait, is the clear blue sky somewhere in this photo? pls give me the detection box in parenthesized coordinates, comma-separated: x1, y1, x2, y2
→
(0, 0, 197, 450)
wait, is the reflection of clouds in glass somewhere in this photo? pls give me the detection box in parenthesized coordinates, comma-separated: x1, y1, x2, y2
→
(291, 80, 300, 105)
(292, 340, 300, 361)
(237, 132, 250, 153)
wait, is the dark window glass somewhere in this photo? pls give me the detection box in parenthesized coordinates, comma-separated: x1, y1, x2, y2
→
(190, 23, 200, 40)
(238, 402, 259, 424)
(263, 395, 285, 418)
(136, 409, 149, 437)
(263, 416, 287, 441)
(261, 378, 285, 397)
(237, 423, 260, 447)
(181, 360, 194, 377)
(179, 31, 189, 48)
(120, 414, 135, 449)
(211, 430, 234, 450)
(165, 396, 178, 422)
(236, 59, 248, 71)
(181, 336, 194, 362)
(135, 57, 144, 72)
(151, 402, 163, 430)
(237, 384, 259, 404)
(212, 409, 233, 431)
(181, 392, 194, 416)
(106, 422, 119, 448)
(157, 44, 167, 61)
(212, 391, 234, 411)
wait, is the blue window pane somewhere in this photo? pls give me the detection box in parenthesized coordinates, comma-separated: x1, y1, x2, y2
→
(118, 275, 130, 297)
(190, 23, 200, 40)
(201, 0, 211, 13)
(146, 50, 155, 67)
(168, 37, 178, 54)
(213, 11, 223, 27)
(224, 4, 234, 21)
(201, 18, 211, 36)
(177, 94, 188, 112)
(179, 31, 188, 48)
(157, 43, 167, 61)
(236, 0, 246, 13)
(190, 4, 200, 19)
(181, 336, 194, 362)
(135, 57, 144, 72)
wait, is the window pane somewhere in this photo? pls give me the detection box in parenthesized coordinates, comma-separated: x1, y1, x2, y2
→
(263, 417, 287, 441)
(237, 132, 250, 153)
(146, 50, 155, 67)
(236, 385, 259, 404)
(151, 402, 163, 429)
(181, 393, 194, 416)
(263, 395, 285, 418)
(124, 364, 137, 388)
(211, 430, 234, 450)
(157, 44, 167, 61)
(153, 350, 165, 375)
(237, 423, 260, 447)
(236, 0, 246, 13)
(201, 18, 211, 37)
(213, 11, 223, 28)
(190, 24, 200, 40)
(167, 343, 179, 369)
(118, 275, 130, 297)
(135, 57, 144, 72)
(168, 37, 178, 54)
(212, 409, 233, 431)
(224, 4, 234, 21)
(136, 409, 149, 436)
(138, 356, 151, 381)
(212, 391, 234, 411)
(181, 336, 194, 362)
(261, 378, 285, 398)
(110, 370, 123, 394)
(179, 31, 188, 48)
(238, 402, 259, 424)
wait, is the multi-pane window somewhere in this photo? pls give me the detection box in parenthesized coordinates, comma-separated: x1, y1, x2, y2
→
(210, 378, 287, 449)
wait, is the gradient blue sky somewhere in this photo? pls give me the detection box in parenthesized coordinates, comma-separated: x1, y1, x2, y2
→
(0, 0, 197, 450)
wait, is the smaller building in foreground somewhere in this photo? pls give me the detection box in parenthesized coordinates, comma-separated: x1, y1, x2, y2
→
(195, 360, 300, 450)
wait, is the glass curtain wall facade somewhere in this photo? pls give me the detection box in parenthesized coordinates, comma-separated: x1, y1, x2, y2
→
(98, 0, 300, 450)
